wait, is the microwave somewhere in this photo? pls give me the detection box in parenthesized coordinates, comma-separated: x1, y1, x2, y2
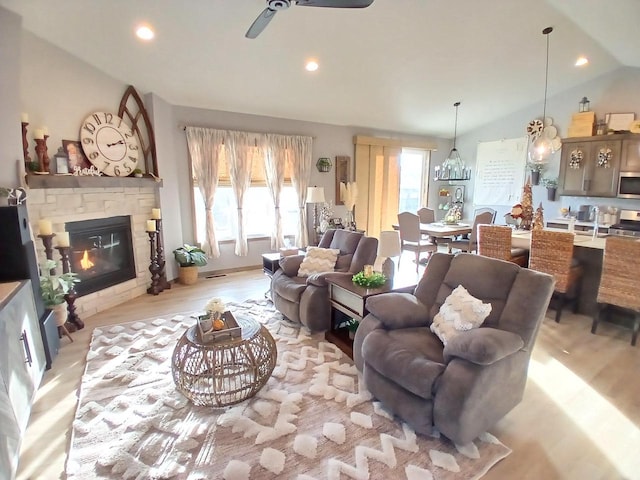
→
(618, 172, 640, 199)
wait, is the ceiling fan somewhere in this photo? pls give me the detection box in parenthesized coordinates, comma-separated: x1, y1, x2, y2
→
(245, 0, 374, 39)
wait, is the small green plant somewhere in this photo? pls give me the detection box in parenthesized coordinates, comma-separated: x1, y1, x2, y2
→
(27, 161, 40, 172)
(344, 318, 360, 332)
(526, 161, 546, 173)
(352, 271, 386, 288)
(173, 244, 208, 267)
(39, 259, 80, 307)
(0, 187, 10, 197)
(542, 177, 558, 188)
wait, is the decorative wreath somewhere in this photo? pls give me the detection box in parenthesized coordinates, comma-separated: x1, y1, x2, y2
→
(352, 271, 386, 288)
(597, 148, 612, 168)
(569, 149, 583, 169)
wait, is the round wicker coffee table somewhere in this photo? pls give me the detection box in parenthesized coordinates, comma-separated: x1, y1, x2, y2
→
(171, 315, 277, 407)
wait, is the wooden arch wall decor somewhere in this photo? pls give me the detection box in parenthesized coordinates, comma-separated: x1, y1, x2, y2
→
(118, 85, 159, 177)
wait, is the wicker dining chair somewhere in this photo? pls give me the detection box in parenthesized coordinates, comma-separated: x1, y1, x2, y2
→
(528, 229, 582, 323)
(591, 236, 640, 346)
(397, 211, 437, 272)
(477, 224, 528, 267)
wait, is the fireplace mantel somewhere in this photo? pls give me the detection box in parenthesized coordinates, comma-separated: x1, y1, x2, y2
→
(26, 174, 163, 189)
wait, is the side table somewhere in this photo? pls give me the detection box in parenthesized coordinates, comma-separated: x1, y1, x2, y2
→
(171, 314, 277, 407)
(326, 275, 416, 359)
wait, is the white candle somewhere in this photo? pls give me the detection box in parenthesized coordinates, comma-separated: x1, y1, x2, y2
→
(38, 219, 52, 235)
(34, 129, 44, 140)
(42, 126, 49, 136)
(56, 232, 70, 247)
(151, 208, 162, 220)
(364, 264, 374, 277)
(146, 219, 156, 232)
(21, 113, 29, 123)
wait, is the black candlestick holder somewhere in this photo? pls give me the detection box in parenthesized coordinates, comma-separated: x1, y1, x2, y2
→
(147, 231, 162, 295)
(155, 218, 171, 291)
(55, 245, 84, 330)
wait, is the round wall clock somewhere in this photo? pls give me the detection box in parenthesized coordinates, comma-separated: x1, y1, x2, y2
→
(80, 112, 139, 176)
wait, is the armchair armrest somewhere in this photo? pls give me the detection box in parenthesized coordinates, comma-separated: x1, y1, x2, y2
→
(306, 271, 351, 287)
(366, 293, 430, 330)
(443, 327, 524, 365)
(279, 255, 304, 277)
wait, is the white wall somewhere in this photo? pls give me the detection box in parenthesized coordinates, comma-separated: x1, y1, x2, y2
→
(0, 7, 24, 187)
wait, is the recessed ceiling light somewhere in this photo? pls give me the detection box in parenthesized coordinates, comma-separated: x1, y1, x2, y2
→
(305, 60, 319, 72)
(136, 24, 155, 41)
(575, 56, 589, 66)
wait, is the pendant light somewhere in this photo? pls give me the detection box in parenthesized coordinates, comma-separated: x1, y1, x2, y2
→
(438, 101, 468, 180)
(528, 26, 555, 164)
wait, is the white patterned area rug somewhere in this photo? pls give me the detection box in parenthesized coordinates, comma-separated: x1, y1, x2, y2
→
(67, 299, 511, 480)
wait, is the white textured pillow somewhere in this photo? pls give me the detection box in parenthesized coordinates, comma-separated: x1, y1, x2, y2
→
(297, 247, 340, 277)
(430, 285, 492, 346)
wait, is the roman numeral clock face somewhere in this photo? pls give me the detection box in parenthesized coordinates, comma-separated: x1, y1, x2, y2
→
(80, 112, 139, 176)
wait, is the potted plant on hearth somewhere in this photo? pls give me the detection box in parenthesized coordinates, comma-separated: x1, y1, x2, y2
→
(173, 244, 208, 285)
(39, 259, 80, 327)
(542, 177, 558, 201)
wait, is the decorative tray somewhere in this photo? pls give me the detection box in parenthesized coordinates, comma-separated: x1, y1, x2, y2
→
(194, 311, 241, 343)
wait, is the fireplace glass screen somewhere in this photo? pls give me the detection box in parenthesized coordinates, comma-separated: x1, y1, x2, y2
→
(66, 216, 136, 296)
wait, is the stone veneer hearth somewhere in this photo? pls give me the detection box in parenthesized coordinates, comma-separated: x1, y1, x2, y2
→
(27, 182, 160, 319)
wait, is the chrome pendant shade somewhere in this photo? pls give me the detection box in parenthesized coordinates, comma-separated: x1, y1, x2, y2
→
(528, 26, 555, 164)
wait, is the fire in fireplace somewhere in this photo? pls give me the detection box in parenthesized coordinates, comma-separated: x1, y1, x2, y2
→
(66, 216, 136, 296)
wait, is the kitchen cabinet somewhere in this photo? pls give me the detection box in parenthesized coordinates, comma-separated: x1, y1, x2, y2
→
(559, 136, 621, 197)
(0, 280, 45, 480)
(621, 138, 640, 171)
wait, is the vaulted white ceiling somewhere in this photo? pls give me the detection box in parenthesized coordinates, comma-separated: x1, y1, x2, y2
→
(2, 0, 638, 138)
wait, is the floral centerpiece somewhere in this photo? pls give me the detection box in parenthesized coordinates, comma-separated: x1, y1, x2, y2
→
(199, 297, 226, 334)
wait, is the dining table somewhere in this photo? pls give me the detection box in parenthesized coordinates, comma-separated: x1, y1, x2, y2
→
(392, 221, 473, 239)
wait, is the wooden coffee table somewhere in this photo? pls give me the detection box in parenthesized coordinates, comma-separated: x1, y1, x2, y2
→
(326, 275, 416, 358)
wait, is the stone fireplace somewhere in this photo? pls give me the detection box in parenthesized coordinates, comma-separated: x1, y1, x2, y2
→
(26, 179, 161, 319)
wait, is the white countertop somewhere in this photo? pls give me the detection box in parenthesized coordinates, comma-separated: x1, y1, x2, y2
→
(547, 218, 613, 228)
(511, 228, 606, 250)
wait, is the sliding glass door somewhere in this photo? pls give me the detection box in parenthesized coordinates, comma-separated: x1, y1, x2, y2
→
(398, 148, 430, 213)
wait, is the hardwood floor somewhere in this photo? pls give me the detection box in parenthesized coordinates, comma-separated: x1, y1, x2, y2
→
(17, 267, 640, 480)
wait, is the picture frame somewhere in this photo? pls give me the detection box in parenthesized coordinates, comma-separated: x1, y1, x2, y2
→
(330, 217, 344, 229)
(62, 139, 92, 172)
(605, 113, 635, 132)
(334, 155, 352, 205)
(54, 151, 69, 174)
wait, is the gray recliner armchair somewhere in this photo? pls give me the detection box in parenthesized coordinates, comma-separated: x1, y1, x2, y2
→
(271, 229, 378, 332)
(354, 252, 554, 444)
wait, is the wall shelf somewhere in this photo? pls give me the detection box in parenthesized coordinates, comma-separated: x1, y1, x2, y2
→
(25, 174, 163, 189)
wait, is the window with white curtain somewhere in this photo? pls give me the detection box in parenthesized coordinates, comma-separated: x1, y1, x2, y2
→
(193, 149, 299, 243)
(398, 148, 430, 213)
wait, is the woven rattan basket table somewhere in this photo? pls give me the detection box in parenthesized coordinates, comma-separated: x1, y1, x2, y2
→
(171, 314, 277, 407)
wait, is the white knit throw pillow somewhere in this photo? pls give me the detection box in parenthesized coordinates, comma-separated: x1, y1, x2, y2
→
(297, 247, 340, 277)
(430, 285, 492, 346)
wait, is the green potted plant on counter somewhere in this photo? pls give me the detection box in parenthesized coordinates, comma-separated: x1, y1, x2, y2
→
(173, 244, 208, 285)
(542, 177, 558, 201)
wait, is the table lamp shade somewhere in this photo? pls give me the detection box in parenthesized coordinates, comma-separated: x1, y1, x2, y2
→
(306, 186, 325, 204)
(378, 230, 401, 257)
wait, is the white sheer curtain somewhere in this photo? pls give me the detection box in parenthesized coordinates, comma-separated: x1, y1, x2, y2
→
(185, 126, 224, 258)
(263, 133, 288, 249)
(287, 135, 313, 247)
(226, 131, 253, 256)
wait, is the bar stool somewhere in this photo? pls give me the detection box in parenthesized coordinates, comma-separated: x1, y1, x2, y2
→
(528, 230, 582, 323)
(477, 225, 528, 266)
(591, 236, 640, 346)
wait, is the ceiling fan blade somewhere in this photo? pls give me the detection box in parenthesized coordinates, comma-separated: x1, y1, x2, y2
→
(295, 0, 374, 7)
(245, 8, 278, 39)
